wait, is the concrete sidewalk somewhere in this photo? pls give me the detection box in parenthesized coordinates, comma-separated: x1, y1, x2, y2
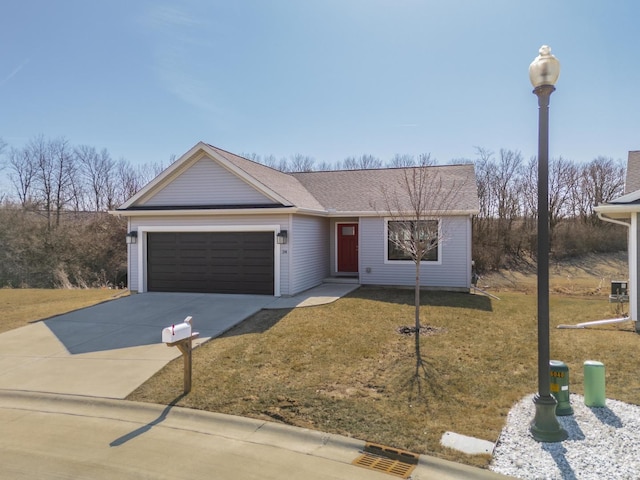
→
(0, 390, 510, 480)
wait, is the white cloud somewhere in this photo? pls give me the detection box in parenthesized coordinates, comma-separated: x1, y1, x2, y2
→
(142, 4, 221, 114)
(0, 58, 30, 88)
(145, 4, 203, 30)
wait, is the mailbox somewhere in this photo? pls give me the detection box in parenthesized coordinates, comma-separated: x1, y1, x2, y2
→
(162, 316, 193, 344)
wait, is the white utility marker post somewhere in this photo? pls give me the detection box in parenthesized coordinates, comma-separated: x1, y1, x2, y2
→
(162, 316, 199, 394)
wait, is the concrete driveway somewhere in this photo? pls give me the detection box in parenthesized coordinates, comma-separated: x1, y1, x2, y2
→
(0, 284, 359, 399)
(0, 293, 275, 398)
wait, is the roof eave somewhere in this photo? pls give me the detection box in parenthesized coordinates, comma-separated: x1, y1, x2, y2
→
(594, 203, 640, 218)
(327, 209, 479, 217)
(110, 207, 300, 217)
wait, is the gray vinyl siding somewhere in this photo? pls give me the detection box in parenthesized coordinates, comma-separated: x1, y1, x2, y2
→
(142, 156, 277, 207)
(359, 216, 471, 289)
(129, 214, 291, 295)
(290, 215, 330, 295)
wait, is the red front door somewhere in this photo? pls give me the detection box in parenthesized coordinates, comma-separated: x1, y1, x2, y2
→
(337, 223, 358, 273)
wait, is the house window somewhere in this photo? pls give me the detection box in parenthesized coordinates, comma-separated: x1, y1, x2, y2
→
(387, 219, 439, 262)
(341, 226, 355, 236)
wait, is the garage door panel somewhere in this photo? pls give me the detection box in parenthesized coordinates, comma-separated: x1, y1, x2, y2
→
(147, 231, 274, 294)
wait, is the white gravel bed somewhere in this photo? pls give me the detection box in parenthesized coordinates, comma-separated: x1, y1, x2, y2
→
(490, 393, 640, 479)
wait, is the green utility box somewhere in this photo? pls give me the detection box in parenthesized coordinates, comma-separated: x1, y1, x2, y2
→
(549, 360, 573, 415)
(584, 360, 606, 407)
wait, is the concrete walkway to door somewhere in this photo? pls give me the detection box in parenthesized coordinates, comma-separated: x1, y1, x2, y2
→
(0, 284, 359, 399)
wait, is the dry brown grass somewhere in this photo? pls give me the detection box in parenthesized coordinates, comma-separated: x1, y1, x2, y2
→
(0, 288, 127, 333)
(128, 274, 640, 469)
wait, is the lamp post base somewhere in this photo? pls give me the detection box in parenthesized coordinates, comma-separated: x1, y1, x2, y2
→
(529, 394, 568, 442)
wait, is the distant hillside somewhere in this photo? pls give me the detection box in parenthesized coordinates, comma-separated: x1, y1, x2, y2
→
(478, 252, 628, 295)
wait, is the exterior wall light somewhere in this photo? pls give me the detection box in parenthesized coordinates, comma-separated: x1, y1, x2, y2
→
(276, 230, 288, 245)
(126, 231, 138, 244)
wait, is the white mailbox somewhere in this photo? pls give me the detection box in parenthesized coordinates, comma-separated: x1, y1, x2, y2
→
(162, 316, 193, 344)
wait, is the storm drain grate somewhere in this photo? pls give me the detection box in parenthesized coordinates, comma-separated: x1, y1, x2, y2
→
(352, 442, 418, 478)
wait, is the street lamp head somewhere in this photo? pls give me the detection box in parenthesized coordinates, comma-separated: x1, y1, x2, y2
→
(529, 45, 560, 88)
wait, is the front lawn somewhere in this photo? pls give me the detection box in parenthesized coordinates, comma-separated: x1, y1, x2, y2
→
(0, 288, 127, 334)
(128, 286, 640, 468)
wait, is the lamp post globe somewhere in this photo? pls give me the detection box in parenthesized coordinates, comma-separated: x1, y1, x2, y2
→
(529, 45, 560, 88)
(529, 45, 568, 443)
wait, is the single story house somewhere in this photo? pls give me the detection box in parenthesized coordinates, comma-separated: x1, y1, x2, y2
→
(110, 142, 479, 297)
(595, 150, 640, 332)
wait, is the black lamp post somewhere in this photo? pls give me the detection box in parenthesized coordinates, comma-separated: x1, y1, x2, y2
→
(528, 45, 568, 442)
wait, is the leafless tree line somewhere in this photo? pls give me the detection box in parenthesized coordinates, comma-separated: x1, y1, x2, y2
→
(0, 135, 166, 288)
(241, 152, 435, 172)
(473, 148, 627, 270)
(0, 135, 628, 287)
(1, 135, 164, 226)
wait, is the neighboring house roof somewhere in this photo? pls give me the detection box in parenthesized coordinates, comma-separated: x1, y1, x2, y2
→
(595, 150, 640, 219)
(115, 142, 479, 216)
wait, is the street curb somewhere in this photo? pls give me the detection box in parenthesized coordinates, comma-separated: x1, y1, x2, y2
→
(0, 389, 512, 479)
(0, 390, 365, 460)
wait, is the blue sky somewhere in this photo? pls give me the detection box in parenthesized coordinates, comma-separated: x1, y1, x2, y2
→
(1, 0, 639, 169)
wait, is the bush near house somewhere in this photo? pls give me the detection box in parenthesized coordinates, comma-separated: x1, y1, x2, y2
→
(0, 206, 127, 288)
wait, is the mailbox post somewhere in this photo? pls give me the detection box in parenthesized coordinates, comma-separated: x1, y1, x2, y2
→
(162, 316, 199, 394)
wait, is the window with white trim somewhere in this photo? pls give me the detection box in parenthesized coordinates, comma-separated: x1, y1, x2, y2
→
(387, 219, 439, 262)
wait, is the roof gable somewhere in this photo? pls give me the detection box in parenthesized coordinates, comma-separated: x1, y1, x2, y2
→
(140, 155, 278, 207)
(118, 142, 297, 210)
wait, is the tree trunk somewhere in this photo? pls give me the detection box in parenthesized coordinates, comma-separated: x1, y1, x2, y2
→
(415, 258, 421, 368)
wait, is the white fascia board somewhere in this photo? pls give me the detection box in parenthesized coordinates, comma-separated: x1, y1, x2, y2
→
(110, 207, 478, 218)
(110, 207, 301, 217)
(594, 204, 640, 216)
(341, 209, 479, 217)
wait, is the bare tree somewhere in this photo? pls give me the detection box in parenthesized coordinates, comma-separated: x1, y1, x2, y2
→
(548, 156, 577, 245)
(75, 145, 116, 211)
(314, 160, 335, 171)
(580, 156, 625, 224)
(0, 137, 6, 170)
(8, 146, 37, 207)
(340, 154, 382, 170)
(288, 154, 315, 172)
(377, 154, 465, 377)
(116, 159, 141, 206)
(49, 138, 76, 226)
(387, 154, 416, 168)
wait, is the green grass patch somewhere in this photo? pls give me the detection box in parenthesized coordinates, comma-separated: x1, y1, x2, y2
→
(128, 287, 640, 469)
(0, 288, 127, 333)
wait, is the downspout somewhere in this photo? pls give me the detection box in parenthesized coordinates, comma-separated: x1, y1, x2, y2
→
(597, 212, 637, 331)
(596, 212, 631, 229)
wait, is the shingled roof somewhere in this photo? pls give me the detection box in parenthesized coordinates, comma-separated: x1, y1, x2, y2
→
(209, 145, 477, 215)
(291, 165, 479, 214)
(207, 145, 325, 211)
(115, 142, 479, 215)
